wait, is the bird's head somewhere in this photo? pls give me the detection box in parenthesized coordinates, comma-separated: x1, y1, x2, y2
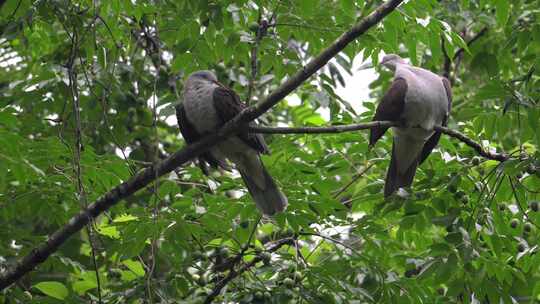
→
(186, 70, 218, 87)
(357, 54, 408, 71)
(380, 54, 407, 71)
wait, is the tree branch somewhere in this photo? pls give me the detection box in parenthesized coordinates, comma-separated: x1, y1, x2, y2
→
(203, 238, 294, 304)
(435, 125, 508, 162)
(248, 122, 510, 162)
(449, 27, 488, 83)
(250, 121, 397, 134)
(245, 11, 272, 104)
(0, 0, 403, 290)
(453, 27, 488, 60)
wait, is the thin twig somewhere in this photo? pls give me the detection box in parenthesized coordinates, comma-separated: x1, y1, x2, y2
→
(269, 22, 343, 33)
(508, 177, 540, 229)
(203, 238, 294, 303)
(250, 121, 396, 134)
(450, 27, 488, 83)
(248, 123, 510, 162)
(453, 27, 488, 60)
(141, 16, 163, 303)
(333, 162, 375, 200)
(245, 12, 266, 104)
(435, 125, 509, 162)
(65, 23, 102, 303)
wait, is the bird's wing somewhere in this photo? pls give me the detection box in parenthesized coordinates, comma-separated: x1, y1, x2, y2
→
(176, 103, 225, 170)
(418, 77, 452, 164)
(369, 77, 407, 146)
(212, 83, 269, 154)
(176, 103, 201, 145)
(442, 77, 453, 115)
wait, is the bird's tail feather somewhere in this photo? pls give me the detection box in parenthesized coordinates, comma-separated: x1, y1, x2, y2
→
(239, 160, 287, 215)
(384, 143, 419, 198)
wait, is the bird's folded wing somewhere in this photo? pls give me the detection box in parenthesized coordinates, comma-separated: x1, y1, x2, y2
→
(212, 84, 270, 154)
(369, 77, 407, 146)
(176, 103, 200, 144)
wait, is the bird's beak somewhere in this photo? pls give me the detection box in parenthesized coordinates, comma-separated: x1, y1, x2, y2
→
(357, 61, 374, 70)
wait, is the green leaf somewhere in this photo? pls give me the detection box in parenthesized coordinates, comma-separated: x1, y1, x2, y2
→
(113, 214, 139, 223)
(34, 281, 69, 300)
(495, 0, 510, 26)
(0, 110, 18, 129)
(72, 276, 97, 296)
(122, 259, 146, 277)
(97, 225, 120, 239)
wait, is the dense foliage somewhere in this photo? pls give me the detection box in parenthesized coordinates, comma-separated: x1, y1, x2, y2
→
(1, 0, 539, 303)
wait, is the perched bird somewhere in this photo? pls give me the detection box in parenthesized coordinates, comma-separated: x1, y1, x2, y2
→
(176, 70, 287, 215)
(368, 54, 452, 197)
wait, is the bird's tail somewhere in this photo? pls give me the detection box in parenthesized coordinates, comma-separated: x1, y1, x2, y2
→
(238, 156, 288, 215)
(384, 141, 420, 198)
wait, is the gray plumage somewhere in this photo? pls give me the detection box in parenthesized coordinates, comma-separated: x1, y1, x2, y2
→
(177, 70, 287, 215)
(369, 55, 452, 197)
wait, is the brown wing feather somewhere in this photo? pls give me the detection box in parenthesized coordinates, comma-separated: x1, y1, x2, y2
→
(212, 83, 269, 154)
(442, 77, 453, 114)
(176, 103, 200, 145)
(418, 77, 452, 164)
(369, 77, 407, 146)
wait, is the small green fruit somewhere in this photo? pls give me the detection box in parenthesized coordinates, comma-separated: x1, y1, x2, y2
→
(524, 222, 533, 233)
(454, 190, 465, 200)
(283, 277, 295, 288)
(249, 22, 259, 32)
(510, 219, 519, 229)
(529, 201, 539, 212)
(517, 243, 526, 252)
(437, 287, 445, 295)
(197, 276, 207, 286)
(471, 157, 481, 166)
(293, 271, 303, 282)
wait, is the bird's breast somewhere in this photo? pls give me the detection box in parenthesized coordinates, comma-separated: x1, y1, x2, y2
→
(399, 71, 448, 131)
(183, 84, 220, 133)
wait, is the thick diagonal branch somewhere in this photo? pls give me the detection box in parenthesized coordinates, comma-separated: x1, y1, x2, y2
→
(0, 0, 403, 290)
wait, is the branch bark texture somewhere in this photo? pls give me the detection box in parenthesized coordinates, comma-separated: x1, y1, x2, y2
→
(249, 123, 510, 162)
(0, 0, 403, 290)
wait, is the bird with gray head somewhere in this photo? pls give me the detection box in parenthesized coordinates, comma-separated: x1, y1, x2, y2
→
(176, 70, 288, 215)
(367, 54, 452, 197)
